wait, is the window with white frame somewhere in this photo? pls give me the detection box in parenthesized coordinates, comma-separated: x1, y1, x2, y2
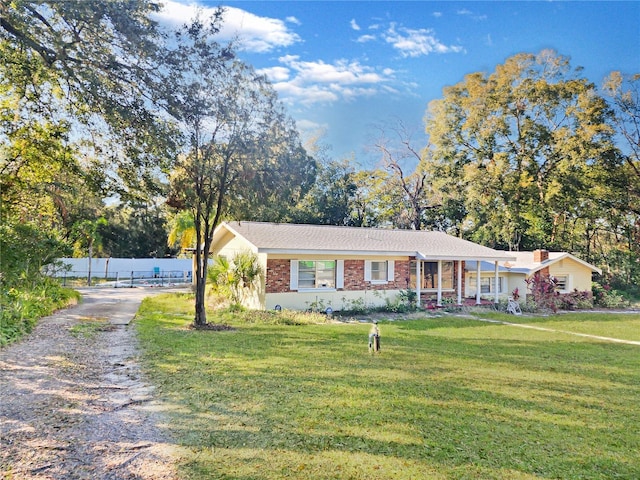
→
(365, 260, 394, 283)
(298, 260, 336, 289)
(468, 276, 504, 294)
(554, 275, 568, 291)
(371, 261, 387, 281)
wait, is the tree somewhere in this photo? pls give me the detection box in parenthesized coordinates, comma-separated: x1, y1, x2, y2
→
(163, 14, 314, 326)
(72, 217, 107, 285)
(100, 201, 176, 258)
(167, 210, 197, 254)
(292, 157, 358, 226)
(349, 169, 390, 227)
(1, 0, 177, 296)
(601, 72, 640, 287)
(1, 0, 176, 196)
(372, 120, 439, 230)
(426, 50, 618, 250)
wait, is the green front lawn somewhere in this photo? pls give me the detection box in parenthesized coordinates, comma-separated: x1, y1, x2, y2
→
(135, 295, 640, 480)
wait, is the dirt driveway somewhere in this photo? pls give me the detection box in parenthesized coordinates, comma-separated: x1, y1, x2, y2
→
(0, 287, 186, 480)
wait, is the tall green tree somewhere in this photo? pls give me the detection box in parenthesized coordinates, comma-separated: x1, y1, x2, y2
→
(100, 201, 176, 258)
(164, 13, 314, 326)
(601, 71, 640, 286)
(292, 157, 357, 226)
(426, 50, 619, 250)
(1, 0, 177, 290)
(1, 0, 176, 195)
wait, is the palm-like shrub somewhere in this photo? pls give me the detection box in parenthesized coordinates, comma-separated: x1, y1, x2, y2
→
(208, 251, 263, 306)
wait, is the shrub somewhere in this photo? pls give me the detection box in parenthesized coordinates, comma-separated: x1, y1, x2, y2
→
(0, 279, 80, 346)
(208, 251, 263, 306)
(557, 290, 594, 310)
(525, 272, 560, 312)
(382, 289, 419, 313)
(592, 282, 629, 308)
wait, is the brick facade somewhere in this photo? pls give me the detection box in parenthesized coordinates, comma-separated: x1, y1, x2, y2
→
(265, 259, 291, 293)
(265, 258, 468, 295)
(266, 259, 413, 294)
(342, 260, 412, 291)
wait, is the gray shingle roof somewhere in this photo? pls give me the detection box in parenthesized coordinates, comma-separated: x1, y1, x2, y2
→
(218, 221, 515, 261)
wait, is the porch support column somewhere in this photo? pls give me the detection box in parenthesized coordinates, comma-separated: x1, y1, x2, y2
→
(457, 260, 462, 305)
(436, 260, 442, 307)
(475, 260, 482, 305)
(415, 260, 421, 307)
(494, 261, 499, 304)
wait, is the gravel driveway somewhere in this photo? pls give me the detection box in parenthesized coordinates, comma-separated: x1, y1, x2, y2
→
(0, 287, 185, 479)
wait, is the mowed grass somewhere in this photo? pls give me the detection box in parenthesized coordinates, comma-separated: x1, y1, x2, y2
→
(135, 294, 640, 480)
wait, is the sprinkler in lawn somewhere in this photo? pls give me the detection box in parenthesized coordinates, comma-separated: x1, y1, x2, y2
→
(368, 321, 380, 353)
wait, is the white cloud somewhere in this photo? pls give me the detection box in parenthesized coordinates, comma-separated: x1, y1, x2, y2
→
(356, 34, 377, 43)
(280, 56, 388, 85)
(256, 66, 290, 82)
(270, 55, 396, 106)
(222, 6, 301, 52)
(383, 23, 464, 57)
(274, 82, 339, 105)
(296, 118, 327, 132)
(350, 19, 361, 31)
(153, 0, 203, 27)
(457, 9, 487, 21)
(154, 1, 301, 53)
(286, 16, 301, 25)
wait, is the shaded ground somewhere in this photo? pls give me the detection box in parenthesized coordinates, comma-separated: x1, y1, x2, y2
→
(0, 287, 186, 480)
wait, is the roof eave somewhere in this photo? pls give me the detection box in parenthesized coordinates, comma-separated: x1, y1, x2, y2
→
(260, 249, 516, 261)
(529, 254, 602, 275)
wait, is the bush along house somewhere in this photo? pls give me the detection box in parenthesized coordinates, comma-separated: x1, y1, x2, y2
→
(209, 221, 519, 311)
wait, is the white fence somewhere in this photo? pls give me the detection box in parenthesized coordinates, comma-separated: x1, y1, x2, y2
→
(49, 258, 193, 287)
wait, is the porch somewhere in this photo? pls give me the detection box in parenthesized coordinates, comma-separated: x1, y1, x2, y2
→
(412, 258, 504, 308)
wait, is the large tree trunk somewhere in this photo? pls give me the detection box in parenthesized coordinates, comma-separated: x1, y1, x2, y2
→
(192, 209, 208, 326)
(194, 267, 207, 325)
(193, 220, 215, 326)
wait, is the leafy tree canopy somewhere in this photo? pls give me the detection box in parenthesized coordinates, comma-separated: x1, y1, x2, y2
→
(425, 50, 620, 251)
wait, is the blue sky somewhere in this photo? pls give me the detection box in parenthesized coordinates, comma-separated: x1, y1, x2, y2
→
(157, 1, 640, 166)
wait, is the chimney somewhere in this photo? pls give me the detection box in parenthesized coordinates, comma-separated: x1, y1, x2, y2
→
(533, 249, 549, 263)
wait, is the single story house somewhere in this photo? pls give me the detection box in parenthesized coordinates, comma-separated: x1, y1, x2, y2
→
(464, 250, 602, 301)
(209, 221, 517, 311)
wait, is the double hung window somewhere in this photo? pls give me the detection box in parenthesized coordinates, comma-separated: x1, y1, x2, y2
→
(365, 260, 394, 283)
(468, 276, 504, 294)
(370, 261, 387, 281)
(296, 260, 336, 289)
